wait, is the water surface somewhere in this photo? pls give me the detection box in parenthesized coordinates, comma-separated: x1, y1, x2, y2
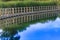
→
(19, 17, 60, 40)
(0, 17, 60, 40)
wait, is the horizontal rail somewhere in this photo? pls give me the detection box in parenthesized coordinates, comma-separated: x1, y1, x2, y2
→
(0, 9, 60, 20)
(0, 6, 58, 16)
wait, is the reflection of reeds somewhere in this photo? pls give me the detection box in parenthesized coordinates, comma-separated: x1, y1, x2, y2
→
(0, 1, 57, 8)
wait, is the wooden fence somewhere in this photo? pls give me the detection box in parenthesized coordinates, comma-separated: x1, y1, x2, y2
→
(0, 6, 58, 16)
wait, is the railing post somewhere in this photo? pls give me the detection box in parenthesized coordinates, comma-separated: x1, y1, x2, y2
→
(12, 8, 14, 15)
(21, 7, 22, 13)
(32, 7, 33, 12)
(5, 8, 7, 15)
(0, 8, 1, 16)
(41, 6, 42, 10)
(18, 7, 19, 13)
(29, 7, 31, 12)
(34, 6, 35, 11)
(45, 6, 47, 10)
(26, 7, 28, 13)
(39, 6, 40, 11)
(51, 6, 53, 10)
(49, 6, 51, 10)
(24, 7, 25, 13)
(47, 6, 49, 10)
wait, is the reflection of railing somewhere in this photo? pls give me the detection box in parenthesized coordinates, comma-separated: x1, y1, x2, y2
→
(0, 12, 58, 27)
(0, 6, 59, 27)
(0, 9, 59, 19)
(0, 6, 58, 16)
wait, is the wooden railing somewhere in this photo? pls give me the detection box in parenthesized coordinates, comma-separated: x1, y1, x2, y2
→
(0, 6, 58, 16)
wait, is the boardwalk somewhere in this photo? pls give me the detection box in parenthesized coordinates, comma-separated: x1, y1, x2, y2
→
(0, 9, 60, 20)
(0, 6, 60, 27)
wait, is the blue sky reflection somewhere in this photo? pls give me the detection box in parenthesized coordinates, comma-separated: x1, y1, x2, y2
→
(19, 17, 60, 40)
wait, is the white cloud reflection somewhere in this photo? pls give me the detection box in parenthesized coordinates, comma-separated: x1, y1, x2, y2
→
(23, 17, 60, 32)
(19, 17, 60, 40)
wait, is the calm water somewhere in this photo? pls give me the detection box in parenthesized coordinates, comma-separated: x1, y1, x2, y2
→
(0, 17, 60, 40)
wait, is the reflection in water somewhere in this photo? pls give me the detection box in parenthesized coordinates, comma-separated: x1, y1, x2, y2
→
(0, 24, 28, 40)
(20, 17, 60, 40)
(0, 16, 58, 40)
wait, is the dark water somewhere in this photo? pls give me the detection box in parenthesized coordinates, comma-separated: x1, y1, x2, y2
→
(0, 17, 60, 40)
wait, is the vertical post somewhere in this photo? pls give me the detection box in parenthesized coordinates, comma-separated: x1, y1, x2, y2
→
(32, 7, 33, 12)
(50, 6, 51, 10)
(12, 8, 14, 15)
(5, 8, 7, 16)
(12, 18, 14, 24)
(41, 6, 42, 11)
(26, 7, 28, 13)
(52, 6, 54, 10)
(8, 8, 9, 14)
(7, 8, 9, 15)
(23, 16, 25, 22)
(51, 6, 53, 10)
(27, 7, 29, 12)
(0, 8, 1, 16)
(48, 6, 49, 10)
(46, 6, 48, 10)
(34, 6, 35, 11)
(38, 6, 39, 11)
(5, 8, 6, 15)
(27, 15, 28, 22)
(10, 8, 11, 14)
(24, 7, 25, 13)
(21, 7, 22, 13)
(45, 6, 47, 10)
(30, 7, 31, 12)
(32, 15, 34, 20)
(18, 7, 19, 13)
(49, 6, 50, 10)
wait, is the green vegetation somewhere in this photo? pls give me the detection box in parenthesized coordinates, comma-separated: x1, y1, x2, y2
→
(2, 16, 57, 31)
(0, 1, 57, 8)
(1, 16, 57, 40)
(0, 0, 58, 8)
